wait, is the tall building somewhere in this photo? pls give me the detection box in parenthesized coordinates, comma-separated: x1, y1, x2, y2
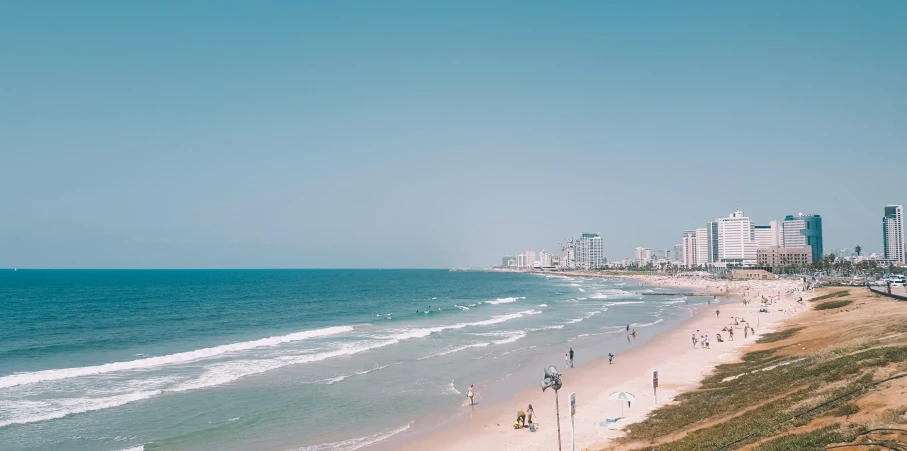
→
(673, 244, 684, 263)
(654, 249, 668, 260)
(539, 249, 551, 267)
(754, 221, 781, 250)
(575, 233, 604, 269)
(635, 247, 652, 265)
(559, 241, 576, 269)
(782, 213, 823, 263)
(706, 221, 720, 263)
(682, 230, 698, 268)
(516, 253, 526, 268)
(717, 210, 757, 266)
(501, 255, 516, 267)
(883, 205, 905, 264)
(695, 227, 709, 267)
(525, 249, 536, 269)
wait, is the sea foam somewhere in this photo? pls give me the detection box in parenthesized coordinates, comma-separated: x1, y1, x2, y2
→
(0, 326, 354, 390)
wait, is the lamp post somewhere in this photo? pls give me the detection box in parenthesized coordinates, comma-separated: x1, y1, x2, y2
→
(541, 365, 563, 451)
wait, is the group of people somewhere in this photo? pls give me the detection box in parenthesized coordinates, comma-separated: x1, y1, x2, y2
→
(514, 404, 535, 429)
(564, 347, 575, 368)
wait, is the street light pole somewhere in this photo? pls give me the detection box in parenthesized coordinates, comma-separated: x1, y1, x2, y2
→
(542, 366, 564, 451)
(555, 389, 562, 451)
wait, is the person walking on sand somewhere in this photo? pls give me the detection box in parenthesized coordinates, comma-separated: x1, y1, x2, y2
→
(692, 334, 697, 348)
(716, 308, 720, 318)
(527, 404, 534, 424)
(729, 327, 734, 341)
(467, 384, 475, 406)
(565, 352, 569, 369)
(569, 347, 574, 368)
(608, 352, 614, 364)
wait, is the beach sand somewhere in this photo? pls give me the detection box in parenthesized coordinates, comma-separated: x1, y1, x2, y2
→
(395, 275, 812, 451)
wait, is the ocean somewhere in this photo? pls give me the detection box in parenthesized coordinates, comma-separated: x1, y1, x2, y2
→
(0, 270, 711, 451)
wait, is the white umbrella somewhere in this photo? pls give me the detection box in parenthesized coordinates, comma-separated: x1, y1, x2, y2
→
(608, 391, 638, 417)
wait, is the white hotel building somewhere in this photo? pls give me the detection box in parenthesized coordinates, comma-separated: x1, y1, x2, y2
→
(717, 210, 758, 266)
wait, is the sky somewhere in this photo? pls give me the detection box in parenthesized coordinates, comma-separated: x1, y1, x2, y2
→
(1, 1, 906, 269)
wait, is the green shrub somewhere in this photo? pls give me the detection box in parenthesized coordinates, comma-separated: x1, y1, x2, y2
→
(814, 300, 852, 310)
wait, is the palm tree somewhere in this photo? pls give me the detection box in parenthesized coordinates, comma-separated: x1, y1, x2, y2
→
(855, 245, 862, 257)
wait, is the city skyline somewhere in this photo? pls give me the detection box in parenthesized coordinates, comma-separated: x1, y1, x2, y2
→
(2, 2, 906, 268)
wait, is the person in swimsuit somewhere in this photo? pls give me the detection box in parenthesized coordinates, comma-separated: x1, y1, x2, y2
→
(467, 384, 475, 405)
(527, 404, 534, 424)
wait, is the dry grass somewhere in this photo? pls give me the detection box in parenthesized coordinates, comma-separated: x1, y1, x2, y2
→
(596, 288, 907, 451)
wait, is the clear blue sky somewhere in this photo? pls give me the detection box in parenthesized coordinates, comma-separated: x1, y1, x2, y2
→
(1, 1, 905, 268)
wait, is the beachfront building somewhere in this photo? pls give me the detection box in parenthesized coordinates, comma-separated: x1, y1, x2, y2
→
(559, 241, 576, 269)
(717, 210, 758, 266)
(516, 253, 526, 268)
(539, 249, 551, 267)
(695, 227, 709, 267)
(883, 204, 905, 264)
(575, 233, 604, 269)
(635, 247, 652, 265)
(524, 249, 536, 269)
(755, 221, 782, 250)
(782, 213, 823, 263)
(706, 221, 720, 264)
(501, 255, 516, 267)
(756, 246, 813, 268)
(682, 230, 698, 268)
(673, 244, 684, 264)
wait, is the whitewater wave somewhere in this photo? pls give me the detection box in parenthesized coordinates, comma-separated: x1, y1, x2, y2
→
(321, 363, 396, 384)
(290, 421, 414, 451)
(635, 318, 666, 328)
(564, 311, 601, 325)
(485, 296, 526, 305)
(602, 301, 645, 307)
(0, 326, 354, 390)
(577, 288, 586, 292)
(538, 304, 548, 307)
(417, 343, 490, 360)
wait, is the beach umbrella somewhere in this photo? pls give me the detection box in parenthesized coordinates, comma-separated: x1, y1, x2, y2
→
(609, 391, 638, 417)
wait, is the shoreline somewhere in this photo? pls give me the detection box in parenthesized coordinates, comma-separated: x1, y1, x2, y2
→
(387, 274, 811, 451)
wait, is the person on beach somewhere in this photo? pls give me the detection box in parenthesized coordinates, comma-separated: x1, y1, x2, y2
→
(467, 384, 475, 406)
(716, 309, 720, 318)
(516, 410, 526, 427)
(692, 334, 697, 348)
(565, 352, 569, 368)
(608, 352, 614, 364)
(631, 329, 637, 338)
(729, 328, 734, 341)
(706, 336, 711, 349)
(744, 327, 748, 338)
(526, 404, 534, 424)
(569, 347, 574, 367)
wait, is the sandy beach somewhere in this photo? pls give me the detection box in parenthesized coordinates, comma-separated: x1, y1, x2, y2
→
(396, 274, 812, 451)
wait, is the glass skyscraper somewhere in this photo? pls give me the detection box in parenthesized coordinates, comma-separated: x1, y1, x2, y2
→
(782, 213, 823, 263)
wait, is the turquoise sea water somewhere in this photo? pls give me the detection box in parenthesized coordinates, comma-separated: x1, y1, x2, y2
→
(0, 270, 710, 451)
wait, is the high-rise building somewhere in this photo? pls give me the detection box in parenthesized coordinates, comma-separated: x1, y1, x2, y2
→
(883, 205, 905, 264)
(575, 233, 604, 269)
(717, 210, 757, 266)
(782, 213, 823, 263)
(682, 230, 698, 268)
(673, 244, 684, 263)
(706, 221, 720, 263)
(559, 241, 576, 269)
(635, 247, 652, 265)
(516, 253, 526, 268)
(654, 249, 668, 260)
(754, 221, 782, 250)
(695, 227, 709, 267)
(539, 249, 551, 267)
(501, 255, 516, 267)
(525, 249, 536, 269)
